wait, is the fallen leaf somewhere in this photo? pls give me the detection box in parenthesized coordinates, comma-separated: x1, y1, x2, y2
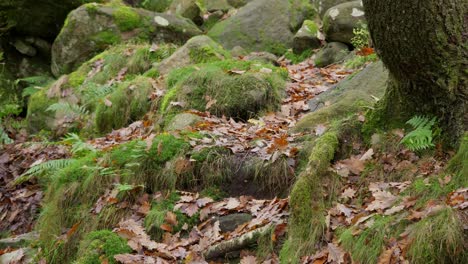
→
(327, 243, 345, 263)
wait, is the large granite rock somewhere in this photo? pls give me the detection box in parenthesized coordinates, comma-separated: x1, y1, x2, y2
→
(322, 1, 366, 45)
(51, 3, 202, 77)
(313, 0, 350, 18)
(293, 20, 322, 54)
(157, 35, 230, 75)
(295, 61, 388, 131)
(208, 0, 314, 54)
(167, 0, 202, 24)
(314, 42, 350, 67)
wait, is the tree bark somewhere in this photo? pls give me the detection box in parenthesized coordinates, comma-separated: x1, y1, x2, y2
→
(362, 0, 467, 146)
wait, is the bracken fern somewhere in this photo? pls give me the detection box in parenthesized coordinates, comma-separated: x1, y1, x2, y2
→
(401, 116, 436, 151)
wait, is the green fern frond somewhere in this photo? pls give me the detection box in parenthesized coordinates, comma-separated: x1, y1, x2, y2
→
(0, 125, 13, 144)
(46, 102, 89, 116)
(406, 115, 436, 130)
(62, 133, 96, 156)
(21, 158, 77, 177)
(401, 116, 437, 151)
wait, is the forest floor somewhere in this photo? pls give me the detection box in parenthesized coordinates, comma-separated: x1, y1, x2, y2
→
(1, 57, 466, 264)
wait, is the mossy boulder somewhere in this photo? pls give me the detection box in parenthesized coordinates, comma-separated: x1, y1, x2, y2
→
(322, 1, 366, 45)
(75, 230, 132, 264)
(28, 43, 176, 134)
(312, 0, 349, 18)
(139, 0, 173, 12)
(94, 76, 153, 133)
(289, 0, 317, 31)
(157, 35, 230, 75)
(204, 0, 233, 12)
(294, 61, 388, 132)
(226, 0, 252, 8)
(161, 60, 287, 121)
(314, 41, 349, 67)
(293, 20, 321, 54)
(165, 113, 203, 131)
(208, 0, 312, 55)
(167, 0, 202, 24)
(0, 0, 102, 39)
(51, 2, 202, 76)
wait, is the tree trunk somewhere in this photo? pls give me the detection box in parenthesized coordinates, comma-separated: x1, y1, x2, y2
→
(362, 0, 467, 146)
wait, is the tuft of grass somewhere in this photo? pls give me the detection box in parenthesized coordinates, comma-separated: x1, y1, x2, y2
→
(339, 215, 406, 264)
(407, 207, 467, 264)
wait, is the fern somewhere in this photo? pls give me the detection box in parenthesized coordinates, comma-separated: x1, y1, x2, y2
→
(46, 102, 90, 116)
(0, 125, 13, 145)
(16, 75, 53, 98)
(20, 158, 76, 178)
(401, 116, 437, 151)
(62, 133, 96, 156)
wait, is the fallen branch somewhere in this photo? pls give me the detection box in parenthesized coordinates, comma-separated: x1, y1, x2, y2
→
(203, 224, 272, 260)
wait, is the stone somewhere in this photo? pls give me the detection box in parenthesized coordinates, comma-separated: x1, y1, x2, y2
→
(313, 0, 349, 18)
(293, 20, 322, 54)
(157, 35, 230, 75)
(215, 213, 253, 232)
(202, 10, 224, 31)
(166, 113, 203, 131)
(314, 42, 349, 67)
(51, 3, 202, 77)
(0, 232, 38, 249)
(227, 0, 252, 8)
(0, 248, 34, 263)
(205, 0, 232, 12)
(244, 52, 278, 65)
(322, 1, 366, 45)
(208, 0, 295, 55)
(295, 61, 388, 131)
(12, 39, 36, 56)
(167, 0, 202, 24)
(230, 46, 248, 57)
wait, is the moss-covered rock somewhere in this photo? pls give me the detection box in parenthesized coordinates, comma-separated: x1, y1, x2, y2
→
(208, 0, 301, 54)
(167, 0, 202, 24)
(139, 0, 173, 12)
(51, 2, 201, 76)
(165, 113, 202, 131)
(312, 0, 349, 18)
(28, 43, 177, 134)
(94, 76, 153, 133)
(314, 42, 349, 67)
(295, 61, 388, 132)
(161, 60, 286, 121)
(293, 20, 321, 54)
(204, 0, 233, 12)
(289, 0, 317, 31)
(322, 1, 366, 45)
(157, 35, 230, 75)
(0, 0, 102, 39)
(75, 230, 132, 264)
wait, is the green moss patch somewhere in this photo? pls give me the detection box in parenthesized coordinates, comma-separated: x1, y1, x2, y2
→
(27, 43, 177, 135)
(75, 230, 132, 264)
(144, 192, 199, 240)
(113, 5, 141, 31)
(95, 76, 153, 133)
(161, 60, 286, 121)
(280, 131, 340, 263)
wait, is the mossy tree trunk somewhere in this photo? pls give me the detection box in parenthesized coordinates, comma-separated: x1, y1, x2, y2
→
(362, 0, 467, 146)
